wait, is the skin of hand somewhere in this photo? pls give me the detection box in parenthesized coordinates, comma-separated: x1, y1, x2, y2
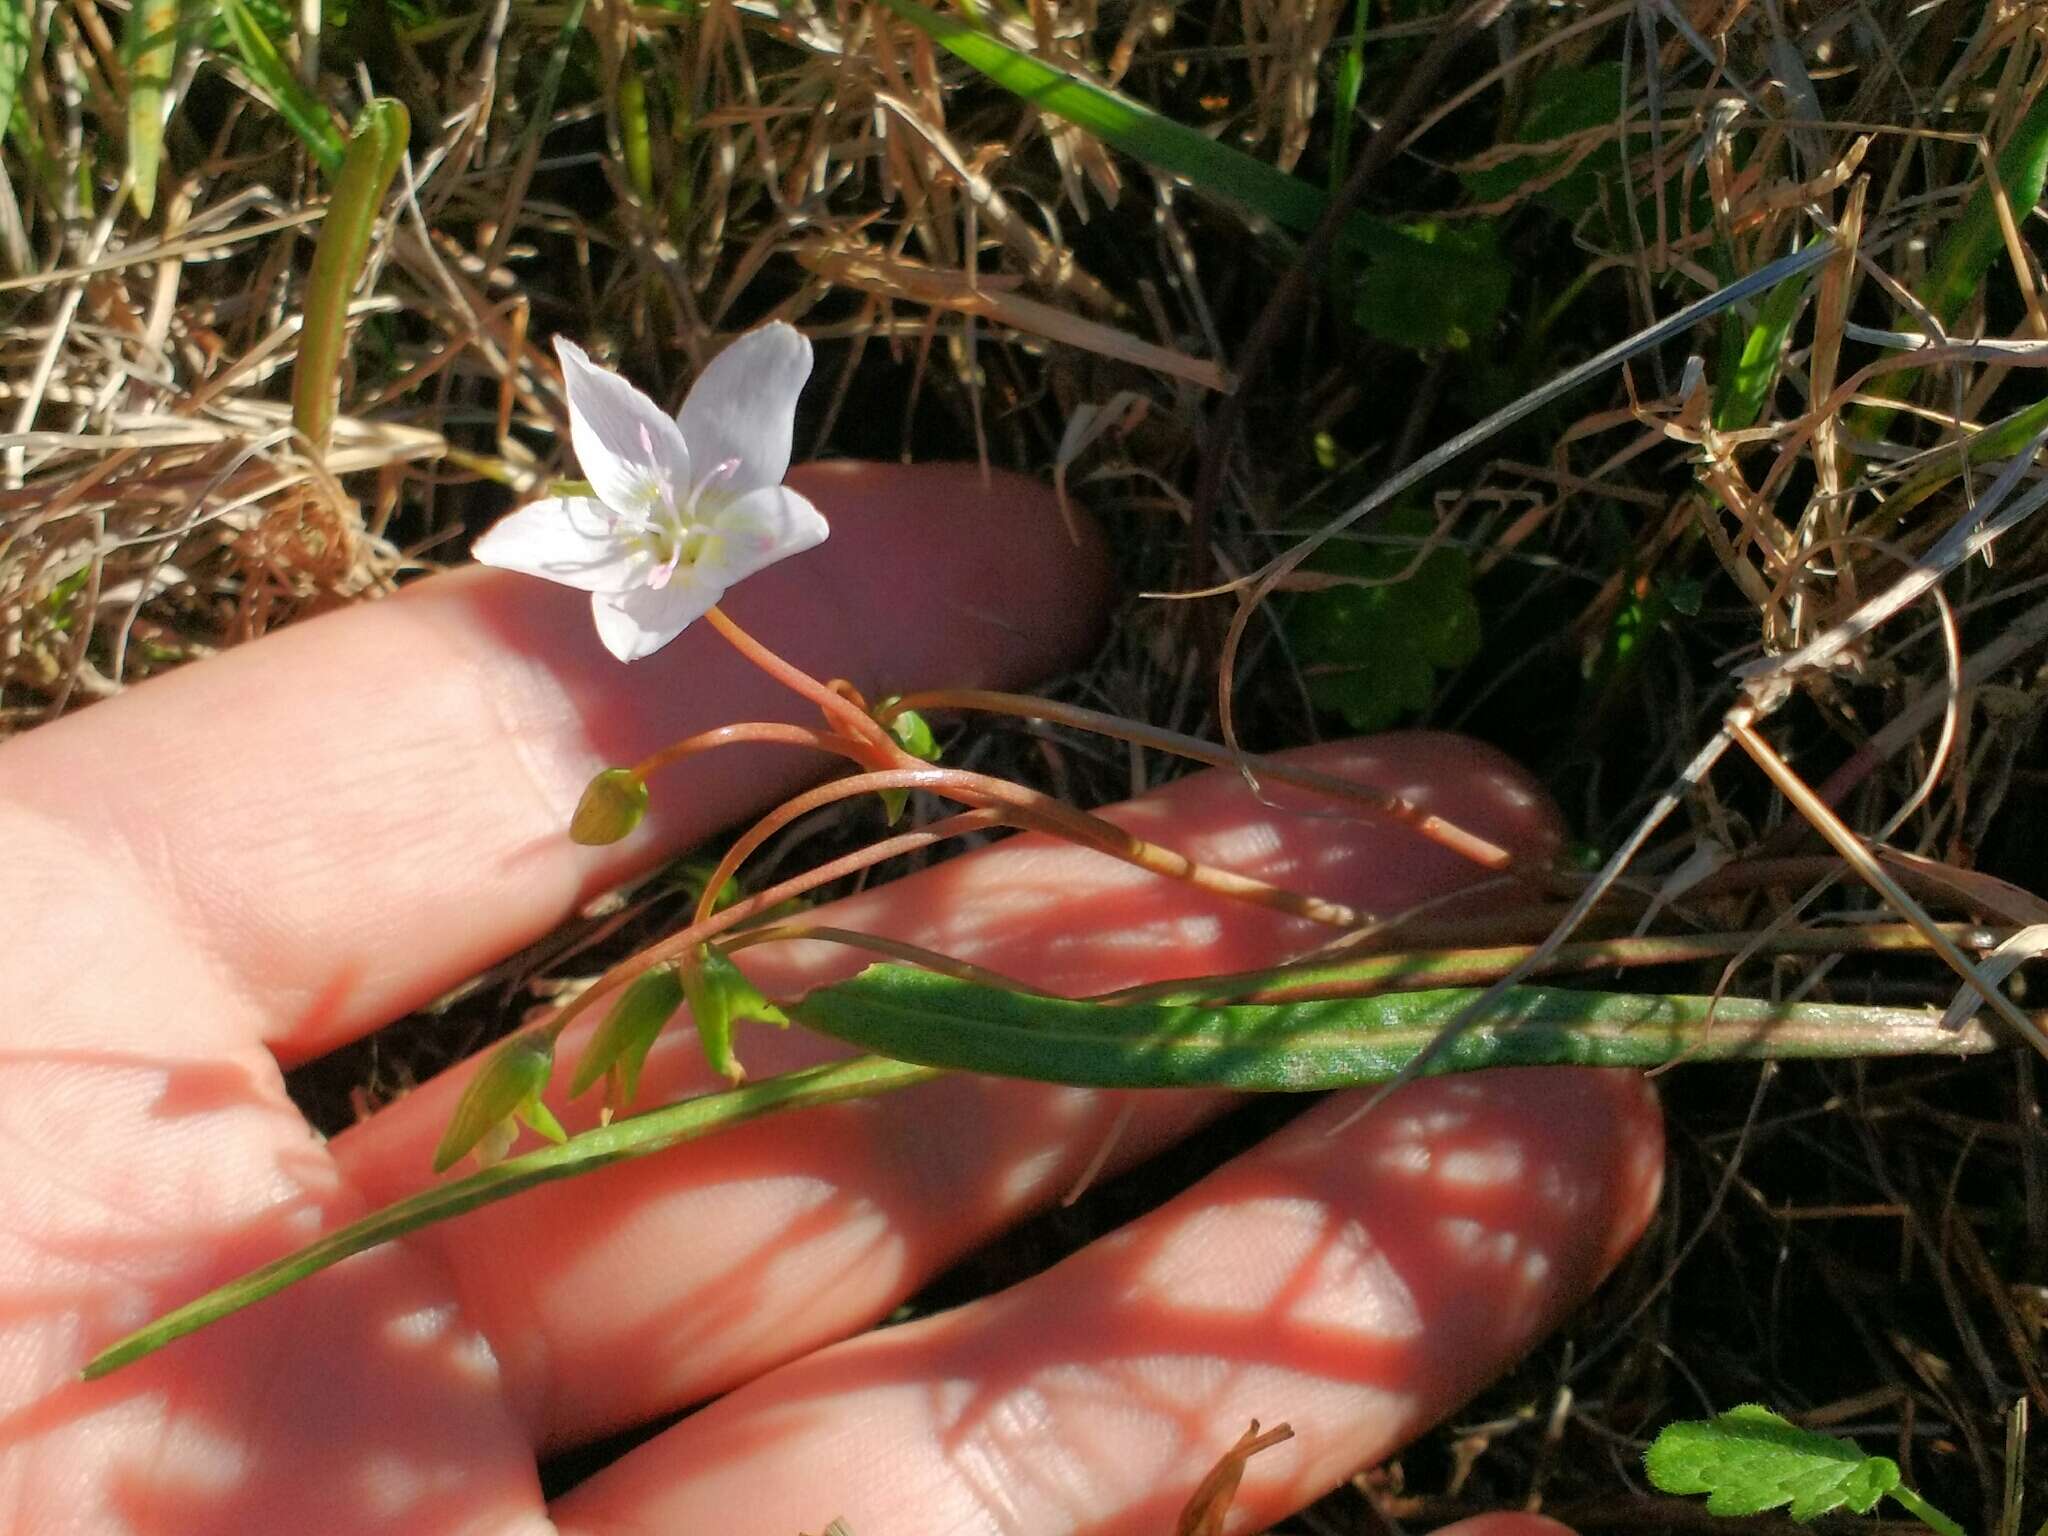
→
(0, 462, 1664, 1536)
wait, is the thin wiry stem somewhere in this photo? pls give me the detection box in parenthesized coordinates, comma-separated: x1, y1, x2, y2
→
(879, 687, 1563, 886)
(705, 604, 896, 758)
(689, 762, 1364, 934)
(543, 808, 1008, 1046)
(626, 721, 875, 783)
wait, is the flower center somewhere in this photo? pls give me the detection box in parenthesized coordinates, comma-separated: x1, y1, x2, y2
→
(622, 439, 743, 590)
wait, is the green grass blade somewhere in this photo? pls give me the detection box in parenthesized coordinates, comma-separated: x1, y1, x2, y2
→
(1713, 246, 1814, 431)
(878, 0, 1327, 234)
(791, 967, 1998, 1091)
(0, 0, 29, 154)
(1327, 2, 1368, 195)
(80, 1055, 937, 1379)
(1886, 392, 2048, 519)
(219, 0, 346, 178)
(1853, 92, 2048, 443)
(122, 0, 185, 219)
(292, 98, 409, 452)
(1922, 90, 2048, 330)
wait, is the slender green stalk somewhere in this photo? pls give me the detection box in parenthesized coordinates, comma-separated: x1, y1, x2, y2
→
(1106, 923, 2013, 1006)
(292, 100, 409, 454)
(82, 1055, 939, 1379)
(1887, 1486, 1969, 1536)
(122, 0, 184, 219)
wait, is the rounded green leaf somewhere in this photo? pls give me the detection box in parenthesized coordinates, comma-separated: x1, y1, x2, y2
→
(570, 768, 650, 845)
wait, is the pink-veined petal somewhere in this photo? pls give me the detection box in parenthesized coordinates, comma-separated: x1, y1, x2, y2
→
(556, 337, 693, 514)
(706, 484, 831, 587)
(675, 324, 812, 496)
(472, 498, 645, 592)
(590, 577, 725, 662)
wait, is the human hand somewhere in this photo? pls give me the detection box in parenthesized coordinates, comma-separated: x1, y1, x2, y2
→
(0, 464, 1662, 1536)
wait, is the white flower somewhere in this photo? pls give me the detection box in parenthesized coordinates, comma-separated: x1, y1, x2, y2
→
(474, 323, 829, 661)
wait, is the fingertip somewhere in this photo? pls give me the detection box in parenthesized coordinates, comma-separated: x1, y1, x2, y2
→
(1431, 1515, 1583, 1536)
(781, 460, 1114, 695)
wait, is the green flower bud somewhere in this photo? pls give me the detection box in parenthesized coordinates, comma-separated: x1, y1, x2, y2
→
(884, 703, 940, 762)
(681, 944, 788, 1083)
(433, 1030, 565, 1173)
(571, 767, 650, 845)
(570, 963, 685, 1106)
(878, 700, 941, 826)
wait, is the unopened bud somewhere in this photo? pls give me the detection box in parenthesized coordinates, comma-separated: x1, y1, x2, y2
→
(571, 767, 650, 845)
(681, 944, 788, 1083)
(433, 1030, 565, 1172)
(571, 963, 685, 1105)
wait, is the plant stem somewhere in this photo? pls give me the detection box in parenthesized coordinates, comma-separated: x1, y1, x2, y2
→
(705, 604, 896, 758)
(82, 1055, 941, 1379)
(543, 809, 1007, 1045)
(689, 762, 1365, 935)
(1104, 922, 2017, 1006)
(1887, 1485, 1969, 1536)
(881, 687, 1553, 885)
(626, 721, 873, 783)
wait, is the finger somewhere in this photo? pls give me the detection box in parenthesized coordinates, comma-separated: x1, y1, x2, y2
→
(0, 462, 1108, 1064)
(1432, 1516, 1581, 1536)
(0, 464, 1101, 1534)
(333, 735, 1568, 1449)
(550, 1069, 1663, 1536)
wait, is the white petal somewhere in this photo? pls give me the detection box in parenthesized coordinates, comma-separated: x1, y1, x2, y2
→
(708, 484, 830, 586)
(472, 498, 645, 592)
(556, 337, 693, 514)
(675, 323, 812, 495)
(590, 577, 724, 662)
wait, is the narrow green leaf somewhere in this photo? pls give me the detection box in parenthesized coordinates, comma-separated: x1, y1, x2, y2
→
(292, 98, 409, 453)
(122, 0, 185, 219)
(1886, 393, 2048, 519)
(1713, 249, 1814, 431)
(1922, 90, 2048, 329)
(571, 963, 685, 1100)
(0, 0, 25, 145)
(1327, 2, 1368, 194)
(1645, 1405, 1899, 1520)
(219, 0, 346, 177)
(789, 968, 1996, 1090)
(878, 0, 1326, 234)
(431, 1030, 556, 1173)
(1855, 93, 2048, 444)
(83, 1055, 938, 1379)
(682, 945, 788, 1082)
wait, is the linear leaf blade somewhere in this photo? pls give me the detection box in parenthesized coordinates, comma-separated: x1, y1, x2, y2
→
(790, 967, 1996, 1090)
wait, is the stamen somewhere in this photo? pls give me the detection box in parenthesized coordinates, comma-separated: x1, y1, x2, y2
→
(647, 545, 683, 590)
(688, 457, 743, 511)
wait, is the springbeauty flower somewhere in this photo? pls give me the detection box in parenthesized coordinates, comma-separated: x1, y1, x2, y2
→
(474, 323, 828, 661)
